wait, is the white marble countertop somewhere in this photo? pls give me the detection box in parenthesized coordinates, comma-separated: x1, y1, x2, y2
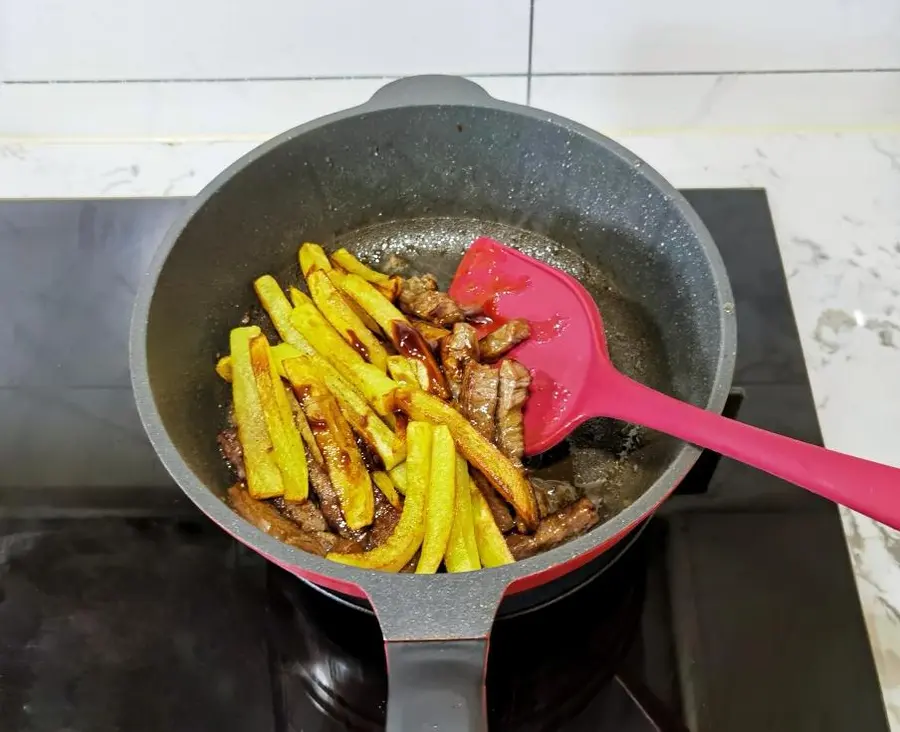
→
(2, 128, 899, 725)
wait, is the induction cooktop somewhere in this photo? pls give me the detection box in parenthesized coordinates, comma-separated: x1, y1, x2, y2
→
(0, 191, 888, 731)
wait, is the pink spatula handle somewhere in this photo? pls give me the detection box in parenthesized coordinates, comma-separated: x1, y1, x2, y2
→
(596, 371, 900, 528)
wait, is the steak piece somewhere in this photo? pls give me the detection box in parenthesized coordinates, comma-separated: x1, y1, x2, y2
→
(530, 478, 582, 518)
(459, 362, 499, 441)
(495, 359, 531, 466)
(441, 323, 480, 401)
(228, 484, 358, 556)
(506, 498, 599, 560)
(471, 471, 515, 534)
(400, 550, 421, 573)
(217, 428, 245, 481)
(398, 274, 465, 327)
(306, 447, 367, 542)
(273, 497, 329, 533)
(366, 487, 401, 550)
(479, 319, 531, 362)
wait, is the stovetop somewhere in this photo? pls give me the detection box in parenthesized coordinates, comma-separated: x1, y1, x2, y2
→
(0, 191, 889, 731)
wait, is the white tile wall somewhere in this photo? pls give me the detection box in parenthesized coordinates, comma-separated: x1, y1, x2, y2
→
(0, 0, 530, 81)
(0, 77, 528, 139)
(529, 72, 900, 134)
(1, 0, 899, 140)
(532, 0, 900, 73)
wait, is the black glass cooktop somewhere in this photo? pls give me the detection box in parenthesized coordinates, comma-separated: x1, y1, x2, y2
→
(0, 191, 889, 731)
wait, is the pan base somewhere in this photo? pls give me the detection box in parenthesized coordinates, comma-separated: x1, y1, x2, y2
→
(269, 518, 652, 731)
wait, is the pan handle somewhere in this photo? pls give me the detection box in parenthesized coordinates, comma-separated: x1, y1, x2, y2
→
(364, 75, 495, 109)
(384, 638, 489, 731)
(365, 573, 506, 731)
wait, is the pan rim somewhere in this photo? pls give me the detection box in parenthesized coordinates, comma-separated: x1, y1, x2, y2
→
(129, 76, 737, 603)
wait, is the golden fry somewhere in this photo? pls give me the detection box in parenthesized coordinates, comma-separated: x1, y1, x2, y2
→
(229, 327, 283, 499)
(372, 471, 402, 510)
(336, 394, 405, 470)
(411, 319, 450, 350)
(285, 385, 324, 464)
(328, 421, 432, 571)
(444, 457, 481, 572)
(215, 354, 232, 382)
(216, 343, 304, 383)
(289, 287, 398, 418)
(339, 274, 450, 399)
(335, 271, 408, 335)
(386, 355, 429, 390)
(394, 386, 539, 530)
(470, 477, 515, 567)
(283, 356, 374, 530)
(389, 320, 450, 399)
(416, 425, 457, 574)
(298, 242, 332, 278)
(416, 425, 456, 574)
(306, 269, 389, 371)
(388, 462, 407, 495)
(335, 273, 449, 395)
(253, 275, 326, 354)
(250, 278, 403, 466)
(298, 243, 382, 331)
(376, 276, 402, 302)
(221, 329, 403, 469)
(331, 247, 391, 285)
(249, 334, 309, 501)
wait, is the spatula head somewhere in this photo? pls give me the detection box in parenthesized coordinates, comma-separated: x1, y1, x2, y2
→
(449, 237, 612, 455)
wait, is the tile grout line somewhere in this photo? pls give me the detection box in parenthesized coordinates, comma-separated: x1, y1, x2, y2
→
(3, 68, 900, 86)
(526, 0, 535, 105)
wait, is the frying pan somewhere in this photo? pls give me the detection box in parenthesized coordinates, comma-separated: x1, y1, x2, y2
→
(130, 75, 736, 730)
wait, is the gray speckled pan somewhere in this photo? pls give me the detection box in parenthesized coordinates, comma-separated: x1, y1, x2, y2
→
(130, 76, 736, 731)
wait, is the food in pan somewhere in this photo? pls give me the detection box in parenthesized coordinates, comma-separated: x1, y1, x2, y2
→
(216, 242, 600, 573)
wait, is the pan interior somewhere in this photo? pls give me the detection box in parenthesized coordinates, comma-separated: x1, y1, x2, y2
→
(333, 217, 676, 518)
(141, 104, 726, 543)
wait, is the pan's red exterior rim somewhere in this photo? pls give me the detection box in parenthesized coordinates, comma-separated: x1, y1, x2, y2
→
(129, 74, 737, 624)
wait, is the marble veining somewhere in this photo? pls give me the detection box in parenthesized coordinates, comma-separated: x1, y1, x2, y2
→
(2, 130, 900, 728)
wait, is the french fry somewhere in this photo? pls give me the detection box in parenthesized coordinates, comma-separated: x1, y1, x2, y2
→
(283, 355, 374, 530)
(285, 385, 324, 464)
(389, 322, 449, 398)
(328, 421, 431, 571)
(394, 386, 539, 530)
(215, 354, 232, 382)
(416, 425, 457, 574)
(289, 287, 398, 418)
(299, 243, 383, 332)
(217, 329, 404, 469)
(376, 275, 402, 303)
(444, 457, 481, 572)
(229, 327, 284, 499)
(306, 269, 389, 371)
(386, 355, 429, 390)
(337, 273, 450, 398)
(333, 270, 407, 334)
(298, 242, 333, 278)
(372, 471, 402, 510)
(470, 477, 515, 567)
(216, 343, 307, 383)
(411, 319, 450, 350)
(330, 247, 391, 285)
(388, 462, 407, 495)
(249, 334, 309, 501)
(336, 396, 405, 471)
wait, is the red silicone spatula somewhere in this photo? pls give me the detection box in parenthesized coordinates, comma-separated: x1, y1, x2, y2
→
(449, 236, 900, 529)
